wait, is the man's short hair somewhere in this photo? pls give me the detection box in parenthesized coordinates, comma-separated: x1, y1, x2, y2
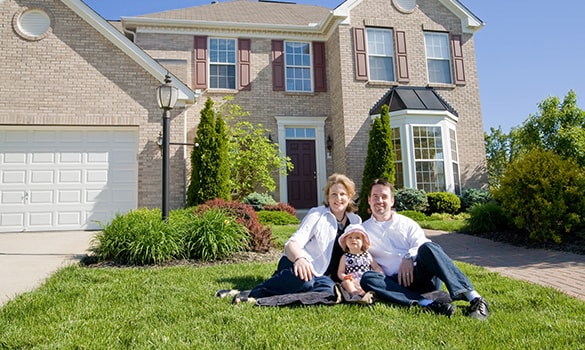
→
(369, 178, 395, 196)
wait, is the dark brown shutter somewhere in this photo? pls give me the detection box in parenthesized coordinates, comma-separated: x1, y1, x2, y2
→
(450, 34, 466, 85)
(353, 27, 368, 81)
(395, 30, 409, 83)
(312, 41, 327, 92)
(272, 40, 285, 91)
(193, 36, 207, 89)
(238, 38, 251, 91)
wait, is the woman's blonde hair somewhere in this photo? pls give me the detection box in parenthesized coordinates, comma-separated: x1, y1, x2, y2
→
(322, 173, 357, 212)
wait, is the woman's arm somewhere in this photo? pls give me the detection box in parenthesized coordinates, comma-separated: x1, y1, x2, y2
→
(337, 255, 348, 281)
(285, 239, 317, 282)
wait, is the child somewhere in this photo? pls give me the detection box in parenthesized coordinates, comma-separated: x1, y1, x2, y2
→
(337, 224, 383, 301)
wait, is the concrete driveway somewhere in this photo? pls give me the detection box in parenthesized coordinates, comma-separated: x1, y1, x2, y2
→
(0, 231, 95, 307)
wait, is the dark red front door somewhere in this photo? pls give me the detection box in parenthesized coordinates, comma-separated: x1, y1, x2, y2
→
(286, 140, 317, 209)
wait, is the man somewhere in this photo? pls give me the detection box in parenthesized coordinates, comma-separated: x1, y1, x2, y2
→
(360, 179, 489, 320)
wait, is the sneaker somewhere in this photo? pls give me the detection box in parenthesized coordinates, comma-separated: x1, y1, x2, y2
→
(469, 297, 489, 320)
(232, 290, 256, 304)
(215, 289, 239, 298)
(425, 300, 456, 317)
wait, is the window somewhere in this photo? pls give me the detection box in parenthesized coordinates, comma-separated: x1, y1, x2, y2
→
(209, 38, 236, 89)
(413, 126, 446, 192)
(366, 28, 395, 81)
(392, 128, 404, 188)
(450, 129, 461, 194)
(285, 42, 312, 92)
(424, 32, 452, 84)
(285, 127, 316, 139)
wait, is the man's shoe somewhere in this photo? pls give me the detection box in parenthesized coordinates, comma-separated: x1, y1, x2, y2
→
(215, 289, 239, 298)
(425, 300, 456, 317)
(232, 290, 256, 304)
(469, 297, 489, 320)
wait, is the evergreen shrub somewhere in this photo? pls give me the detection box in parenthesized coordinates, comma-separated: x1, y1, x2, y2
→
(460, 188, 493, 212)
(397, 210, 428, 222)
(243, 192, 277, 211)
(494, 148, 585, 243)
(426, 192, 461, 214)
(258, 210, 300, 225)
(394, 187, 428, 212)
(263, 203, 297, 217)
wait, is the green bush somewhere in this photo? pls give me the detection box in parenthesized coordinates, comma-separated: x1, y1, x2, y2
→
(194, 199, 273, 252)
(257, 210, 300, 225)
(96, 208, 182, 265)
(426, 192, 461, 214)
(494, 148, 585, 243)
(263, 202, 297, 217)
(242, 192, 277, 211)
(397, 210, 428, 222)
(394, 187, 428, 212)
(460, 188, 492, 212)
(465, 201, 512, 234)
(181, 208, 248, 262)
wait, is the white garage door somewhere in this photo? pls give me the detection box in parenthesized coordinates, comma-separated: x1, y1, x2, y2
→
(0, 127, 138, 232)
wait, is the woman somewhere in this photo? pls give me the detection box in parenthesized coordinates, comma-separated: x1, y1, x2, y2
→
(224, 173, 361, 303)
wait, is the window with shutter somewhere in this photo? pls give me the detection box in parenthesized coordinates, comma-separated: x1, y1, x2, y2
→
(450, 34, 466, 85)
(193, 36, 207, 89)
(272, 40, 285, 91)
(353, 27, 368, 81)
(313, 42, 327, 92)
(238, 38, 251, 91)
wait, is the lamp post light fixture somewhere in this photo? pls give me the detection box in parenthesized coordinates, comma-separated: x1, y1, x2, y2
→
(156, 73, 178, 221)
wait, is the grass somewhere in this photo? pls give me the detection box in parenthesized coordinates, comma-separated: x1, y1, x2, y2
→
(1, 257, 585, 348)
(1, 222, 584, 349)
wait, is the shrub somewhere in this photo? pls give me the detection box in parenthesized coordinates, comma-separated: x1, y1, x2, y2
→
(460, 188, 493, 212)
(494, 148, 585, 243)
(194, 199, 273, 252)
(96, 208, 182, 265)
(181, 208, 248, 261)
(242, 192, 277, 211)
(465, 201, 512, 234)
(397, 210, 428, 222)
(258, 210, 300, 225)
(426, 192, 461, 214)
(394, 188, 428, 212)
(263, 202, 297, 217)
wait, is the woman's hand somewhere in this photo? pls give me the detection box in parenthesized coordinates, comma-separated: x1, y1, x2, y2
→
(294, 257, 316, 282)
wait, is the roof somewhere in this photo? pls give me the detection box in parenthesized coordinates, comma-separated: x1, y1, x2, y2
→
(370, 86, 458, 116)
(139, 1, 331, 27)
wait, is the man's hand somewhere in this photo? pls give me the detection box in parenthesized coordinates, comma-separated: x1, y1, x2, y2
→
(398, 258, 414, 287)
(294, 257, 316, 282)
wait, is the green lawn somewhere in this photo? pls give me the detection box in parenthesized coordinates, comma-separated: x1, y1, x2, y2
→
(1, 256, 584, 349)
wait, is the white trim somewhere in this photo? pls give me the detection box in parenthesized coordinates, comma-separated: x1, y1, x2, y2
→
(437, 0, 485, 33)
(275, 116, 327, 206)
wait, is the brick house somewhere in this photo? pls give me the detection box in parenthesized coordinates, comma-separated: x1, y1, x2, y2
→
(0, 0, 486, 232)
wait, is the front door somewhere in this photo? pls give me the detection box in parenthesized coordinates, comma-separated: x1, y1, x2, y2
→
(286, 140, 317, 209)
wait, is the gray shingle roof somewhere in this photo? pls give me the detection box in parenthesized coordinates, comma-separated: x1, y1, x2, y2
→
(370, 86, 458, 116)
(138, 1, 331, 27)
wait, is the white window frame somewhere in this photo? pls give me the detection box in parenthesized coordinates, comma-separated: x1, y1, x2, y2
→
(424, 32, 453, 84)
(373, 110, 460, 193)
(284, 41, 313, 92)
(366, 28, 396, 82)
(209, 37, 237, 89)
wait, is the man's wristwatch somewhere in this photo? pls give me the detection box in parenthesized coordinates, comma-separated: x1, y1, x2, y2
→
(403, 252, 413, 260)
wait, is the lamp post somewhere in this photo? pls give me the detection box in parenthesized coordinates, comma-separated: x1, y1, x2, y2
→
(156, 74, 178, 221)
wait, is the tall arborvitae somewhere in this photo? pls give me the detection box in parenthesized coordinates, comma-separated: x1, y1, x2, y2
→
(187, 97, 230, 206)
(358, 104, 396, 219)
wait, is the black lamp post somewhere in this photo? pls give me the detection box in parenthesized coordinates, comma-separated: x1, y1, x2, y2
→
(156, 74, 178, 221)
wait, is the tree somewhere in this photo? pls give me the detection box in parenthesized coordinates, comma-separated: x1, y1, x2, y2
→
(187, 97, 230, 206)
(358, 104, 395, 218)
(484, 126, 512, 190)
(516, 90, 585, 166)
(217, 97, 293, 200)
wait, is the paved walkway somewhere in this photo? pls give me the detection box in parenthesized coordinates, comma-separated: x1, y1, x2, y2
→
(0, 231, 95, 307)
(1, 230, 584, 308)
(426, 230, 585, 301)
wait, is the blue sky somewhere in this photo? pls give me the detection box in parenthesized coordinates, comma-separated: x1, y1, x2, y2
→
(83, 0, 585, 133)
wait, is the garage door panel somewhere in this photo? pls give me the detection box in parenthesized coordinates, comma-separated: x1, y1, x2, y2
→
(29, 212, 53, 227)
(0, 128, 138, 232)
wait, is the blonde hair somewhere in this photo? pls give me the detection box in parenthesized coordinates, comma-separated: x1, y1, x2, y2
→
(323, 173, 357, 212)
